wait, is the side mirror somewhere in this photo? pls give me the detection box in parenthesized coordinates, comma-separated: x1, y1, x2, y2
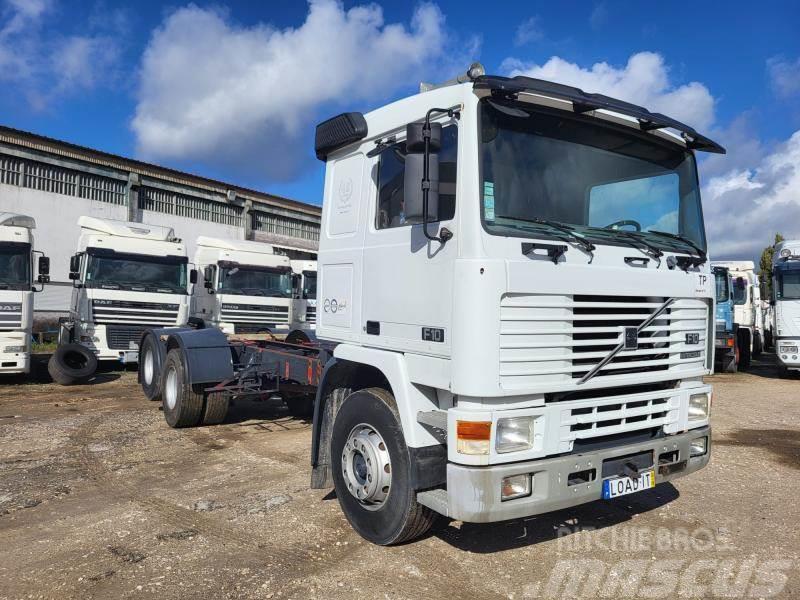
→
(203, 265, 215, 291)
(403, 121, 441, 222)
(189, 269, 198, 285)
(38, 256, 50, 276)
(68, 254, 80, 280)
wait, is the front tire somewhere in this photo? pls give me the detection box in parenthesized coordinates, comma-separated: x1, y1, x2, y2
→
(330, 388, 436, 545)
(162, 348, 205, 428)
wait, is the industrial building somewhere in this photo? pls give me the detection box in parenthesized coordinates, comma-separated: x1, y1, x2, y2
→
(0, 125, 320, 315)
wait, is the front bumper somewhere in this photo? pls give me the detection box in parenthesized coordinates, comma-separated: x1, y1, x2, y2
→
(776, 339, 800, 370)
(0, 352, 30, 374)
(418, 426, 710, 523)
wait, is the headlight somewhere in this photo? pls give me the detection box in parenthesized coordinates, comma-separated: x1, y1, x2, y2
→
(3, 345, 25, 353)
(688, 393, 710, 422)
(690, 436, 708, 457)
(501, 474, 532, 501)
(495, 416, 535, 453)
(780, 248, 792, 258)
(779, 345, 799, 354)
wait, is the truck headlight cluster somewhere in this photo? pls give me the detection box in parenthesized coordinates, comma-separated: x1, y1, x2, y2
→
(456, 420, 491, 455)
(495, 416, 535, 453)
(688, 393, 710, 422)
(4, 345, 25, 353)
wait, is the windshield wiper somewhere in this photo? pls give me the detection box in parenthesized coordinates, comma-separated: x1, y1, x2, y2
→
(646, 230, 707, 269)
(613, 230, 663, 267)
(497, 216, 596, 263)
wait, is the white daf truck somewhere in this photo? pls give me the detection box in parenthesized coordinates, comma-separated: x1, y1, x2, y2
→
(49, 217, 190, 384)
(0, 214, 49, 376)
(711, 261, 763, 369)
(140, 65, 717, 545)
(771, 240, 800, 372)
(291, 259, 317, 328)
(192, 236, 294, 334)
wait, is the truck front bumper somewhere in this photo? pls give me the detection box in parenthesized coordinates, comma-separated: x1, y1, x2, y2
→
(0, 352, 30, 374)
(418, 426, 710, 523)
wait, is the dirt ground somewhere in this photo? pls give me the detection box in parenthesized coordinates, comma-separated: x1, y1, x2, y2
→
(1, 354, 798, 600)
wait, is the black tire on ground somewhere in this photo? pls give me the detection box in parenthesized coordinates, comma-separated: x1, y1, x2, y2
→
(765, 330, 773, 350)
(738, 330, 752, 370)
(330, 387, 437, 546)
(201, 391, 229, 425)
(723, 350, 738, 373)
(752, 332, 763, 357)
(47, 343, 98, 385)
(139, 335, 162, 401)
(161, 348, 205, 428)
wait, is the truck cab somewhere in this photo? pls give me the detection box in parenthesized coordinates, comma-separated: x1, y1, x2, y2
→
(310, 66, 717, 542)
(772, 240, 800, 372)
(290, 259, 317, 328)
(712, 265, 737, 372)
(193, 237, 294, 334)
(54, 217, 189, 380)
(711, 261, 763, 369)
(0, 213, 49, 375)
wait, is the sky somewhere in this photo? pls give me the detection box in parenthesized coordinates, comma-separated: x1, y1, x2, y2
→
(1, 0, 799, 261)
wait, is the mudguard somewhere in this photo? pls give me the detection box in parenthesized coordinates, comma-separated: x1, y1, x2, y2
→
(140, 327, 233, 386)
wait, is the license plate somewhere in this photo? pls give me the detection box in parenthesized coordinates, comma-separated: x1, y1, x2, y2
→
(602, 469, 655, 499)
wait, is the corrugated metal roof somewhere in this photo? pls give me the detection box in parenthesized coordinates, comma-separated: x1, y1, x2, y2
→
(0, 125, 321, 218)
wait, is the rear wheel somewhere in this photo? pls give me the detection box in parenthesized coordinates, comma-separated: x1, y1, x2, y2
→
(139, 335, 162, 401)
(201, 391, 229, 425)
(753, 332, 763, 357)
(330, 388, 436, 545)
(162, 348, 205, 428)
(723, 349, 738, 373)
(738, 330, 752, 370)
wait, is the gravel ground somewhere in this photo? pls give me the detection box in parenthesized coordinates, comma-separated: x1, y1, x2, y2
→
(0, 354, 798, 599)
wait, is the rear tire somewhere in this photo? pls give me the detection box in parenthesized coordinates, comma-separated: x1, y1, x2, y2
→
(738, 330, 752, 370)
(161, 348, 205, 428)
(753, 332, 763, 357)
(201, 391, 229, 425)
(330, 387, 436, 545)
(47, 343, 97, 385)
(723, 351, 738, 373)
(139, 335, 162, 401)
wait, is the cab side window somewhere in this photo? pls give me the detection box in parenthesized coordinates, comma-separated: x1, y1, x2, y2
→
(375, 125, 457, 230)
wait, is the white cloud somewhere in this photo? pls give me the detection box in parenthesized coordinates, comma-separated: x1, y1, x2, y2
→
(132, 0, 473, 180)
(767, 55, 800, 99)
(703, 130, 800, 260)
(514, 16, 542, 46)
(0, 0, 122, 108)
(501, 51, 716, 131)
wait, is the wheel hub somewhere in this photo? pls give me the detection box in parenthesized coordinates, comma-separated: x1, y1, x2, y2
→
(164, 366, 178, 410)
(143, 349, 153, 385)
(341, 424, 392, 509)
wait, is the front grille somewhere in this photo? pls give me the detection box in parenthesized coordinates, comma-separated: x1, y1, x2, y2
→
(499, 293, 708, 392)
(106, 326, 146, 350)
(306, 305, 316, 324)
(0, 303, 22, 332)
(92, 299, 180, 326)
(220, 303, 289, 325)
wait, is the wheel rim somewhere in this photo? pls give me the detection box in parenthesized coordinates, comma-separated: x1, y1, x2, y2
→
(341, 423, 392, 510)
(143, 349, 154, 385)
(164, 366, 178, 410)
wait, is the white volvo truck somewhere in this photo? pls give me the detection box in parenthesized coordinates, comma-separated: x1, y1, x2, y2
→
(711, 261, 763, 369)
(291, 259, 317, 328)
(192, 236, 294, 334)
(49, 217, 190, 384)
(139, 66, 718, 545)
(771, 240, 800, 372)
(0, 214, 49, 375)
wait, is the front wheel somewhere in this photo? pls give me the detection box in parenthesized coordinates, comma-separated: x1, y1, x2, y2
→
(330, 388, 436, 545)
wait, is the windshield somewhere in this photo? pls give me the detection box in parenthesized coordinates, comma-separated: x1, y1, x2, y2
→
(86, 251, 187, 293)
(0, 243, 30, 290)
(776, 264, 800, 300)
(302, 271, 317, 299)
(479, 99, 706, 253)
(218, 265, 293, 297)
(714, 269, 730, 303)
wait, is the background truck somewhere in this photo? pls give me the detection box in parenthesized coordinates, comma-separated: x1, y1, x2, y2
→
(291, 259, 317, 328)
(712, 265, 738, 372)
(192, 236, 294, 334)
(0, 213, 49, 375)
(771, 240, 800, 372)
(711, 261, 763, 370)
(137, 65, 717, 545)
(49, 216, 190, 385)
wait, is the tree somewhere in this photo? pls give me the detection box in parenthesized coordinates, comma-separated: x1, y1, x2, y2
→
(759, 232, 785, 299)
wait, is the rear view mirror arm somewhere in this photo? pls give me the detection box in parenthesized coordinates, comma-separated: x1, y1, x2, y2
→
(422, 107, 458, 245)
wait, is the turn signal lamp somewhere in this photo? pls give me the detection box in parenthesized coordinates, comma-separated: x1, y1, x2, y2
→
(457, 420, 491, 455)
